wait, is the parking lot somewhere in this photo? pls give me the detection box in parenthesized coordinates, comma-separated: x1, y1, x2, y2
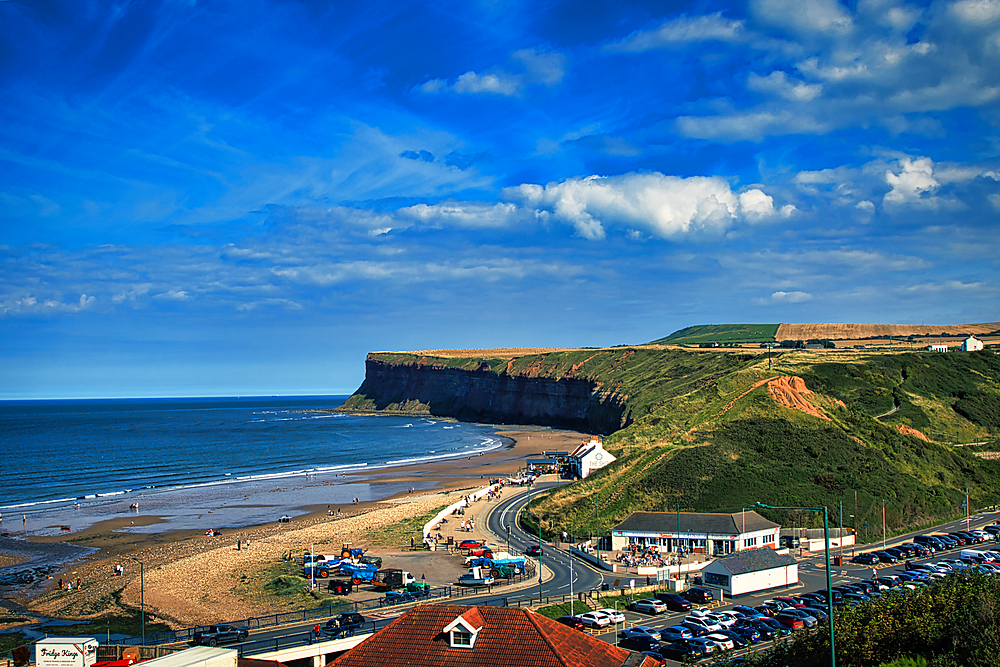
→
(582, 524, 1000, 665)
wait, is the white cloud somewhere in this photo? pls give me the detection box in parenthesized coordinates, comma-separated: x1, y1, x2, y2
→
(608, 13, 745, 51)
(676, 110, 829, 141)
(768, 290, 813, 302)
(747, 71, 823, 102)
(418, 49, 566, 97)
(155, 289, 192, 301)
(884, 156, 939, 205)
(751, 0, 853, 35)
(951, 0, 1000, 23)
(504, 172, 789, 240)
(453, 71, 520, 96)
(511, 49, 566, 86)
(398, 202, 524, 229)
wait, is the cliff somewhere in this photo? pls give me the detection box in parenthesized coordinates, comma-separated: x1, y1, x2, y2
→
(339, 352, 631, 433)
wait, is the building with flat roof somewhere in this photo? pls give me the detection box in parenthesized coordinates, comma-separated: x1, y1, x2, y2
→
(611, 511, 780, 557)
(700, 548, 798, 596)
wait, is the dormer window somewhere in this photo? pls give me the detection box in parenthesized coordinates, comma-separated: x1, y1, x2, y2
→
(442, 612, 483, 649)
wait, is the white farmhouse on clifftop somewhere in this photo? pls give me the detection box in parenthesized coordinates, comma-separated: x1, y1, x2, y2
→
(567, 436, 616, 479)
(961, 336, 984, 352)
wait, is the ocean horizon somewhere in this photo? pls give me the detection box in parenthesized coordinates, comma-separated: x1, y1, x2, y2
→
(0, 395, 505, 536)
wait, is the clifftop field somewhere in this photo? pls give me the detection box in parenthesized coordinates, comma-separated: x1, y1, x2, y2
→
(341, 325, 1000, 544)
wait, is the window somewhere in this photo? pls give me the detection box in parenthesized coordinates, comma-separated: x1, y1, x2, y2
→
(451, 630, 471, 646)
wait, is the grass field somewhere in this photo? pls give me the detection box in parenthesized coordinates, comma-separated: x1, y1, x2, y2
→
(650, 324, 780, 345)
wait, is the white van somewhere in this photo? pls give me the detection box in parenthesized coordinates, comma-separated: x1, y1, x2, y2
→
(959, 549, 995, 562)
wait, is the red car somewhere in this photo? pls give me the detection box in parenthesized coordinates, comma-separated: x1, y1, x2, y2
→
(557, 616, 585, 630)
(459, 540, 484, 549)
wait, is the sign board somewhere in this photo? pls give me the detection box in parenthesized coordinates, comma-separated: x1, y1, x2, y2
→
(36, 638, 98, 667)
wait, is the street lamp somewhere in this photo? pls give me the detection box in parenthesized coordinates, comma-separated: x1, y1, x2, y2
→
(756, 502, 835, 667)
(526, 479, 542, 602)
(130, 557, 145, 645)
(882, 499, 887, 550)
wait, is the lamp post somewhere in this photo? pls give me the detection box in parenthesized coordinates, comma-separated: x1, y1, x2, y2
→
(594, 498, 601, 564)
(130, 557, 145, 645)
(756, 502, 835, 667)
(882, 499, 887, 550)
(527, 479, 542, 602)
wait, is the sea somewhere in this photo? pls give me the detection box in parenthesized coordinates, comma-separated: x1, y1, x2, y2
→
(0, 396, 505, 537)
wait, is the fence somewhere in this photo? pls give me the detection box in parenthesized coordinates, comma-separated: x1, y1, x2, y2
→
(105, 586, 452, 646)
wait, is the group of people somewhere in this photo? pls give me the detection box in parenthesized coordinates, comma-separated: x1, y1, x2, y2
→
(57, 577, 81, 591)
(615, 543, 668, 569)
(113, 564, 124, 576)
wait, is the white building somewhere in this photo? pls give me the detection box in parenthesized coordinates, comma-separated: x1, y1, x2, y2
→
(701, 548, 799, 597)
(961, 336, 984, 352)
(611, 511, 780, 557)
(927, 344, 949, 352)
(566, 437, 616, 479)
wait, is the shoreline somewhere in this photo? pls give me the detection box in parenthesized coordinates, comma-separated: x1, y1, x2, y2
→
(0, 426, 587, 627)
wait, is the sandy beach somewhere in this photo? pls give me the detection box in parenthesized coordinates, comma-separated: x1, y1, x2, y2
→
(0, 426, 587, 628)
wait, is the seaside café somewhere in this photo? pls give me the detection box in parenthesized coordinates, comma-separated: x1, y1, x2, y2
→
(611, 511, 780, 557)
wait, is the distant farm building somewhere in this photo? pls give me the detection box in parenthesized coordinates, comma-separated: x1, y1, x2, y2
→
(927, 344, 949, 352)
(961, 336, 984, 352)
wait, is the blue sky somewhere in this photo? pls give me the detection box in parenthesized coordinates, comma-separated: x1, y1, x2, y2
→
(1, 0, 998, 399)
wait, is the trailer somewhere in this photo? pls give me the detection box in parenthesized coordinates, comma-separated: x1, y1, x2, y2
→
(372, 568, 417, 591)
(36, 638, 98, 667)
(339, 560, 378, 584)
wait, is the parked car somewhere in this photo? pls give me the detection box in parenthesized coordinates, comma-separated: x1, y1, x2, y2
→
(726, 625, 761, 643)
(556, 616, 585, 630)
(741, 619, 779, 639)
(656, 641, 706, 661)
(458, 540, 483, 549)
(323, 613, 366, 637)
(596, 608, 625, 624)
(618, 636, 660, 652)
(658, 626, 694, 642)
(640, 651, 667, 666)
(683, 615, 723, 633)
(192, 625, 249, 646)
(682, 587, 716, 603)
(628, 598, 668, 615)
(715, 629, 750, 648)
(577, 611, 610, 628)
(618, 626, 662, 642)
(326, 579, 354, 595)
(653, 591, 692, 611)
(705, 632, 736, 650)
(685, 637, 718, 655)
(774, 613, 805, 630)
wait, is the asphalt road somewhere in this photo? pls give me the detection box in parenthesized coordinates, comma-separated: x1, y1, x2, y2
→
(196, 498, 1000, 665)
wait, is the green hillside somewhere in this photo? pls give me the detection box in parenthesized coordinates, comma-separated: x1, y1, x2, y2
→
(525, 348, 1000, 543)
(650, 323, 779, 345)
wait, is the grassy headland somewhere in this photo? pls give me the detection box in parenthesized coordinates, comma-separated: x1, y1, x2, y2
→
(341, 344, 1000, 541)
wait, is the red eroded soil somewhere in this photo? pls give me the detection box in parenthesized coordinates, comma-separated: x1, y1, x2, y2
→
(767, 375, 828, 421)
(897, 424, 930, 441)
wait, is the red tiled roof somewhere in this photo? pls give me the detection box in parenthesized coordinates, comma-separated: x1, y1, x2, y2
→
(327, 605, 655, 667)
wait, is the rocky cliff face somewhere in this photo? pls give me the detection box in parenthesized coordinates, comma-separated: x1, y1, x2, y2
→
(340, 354, 630, 433)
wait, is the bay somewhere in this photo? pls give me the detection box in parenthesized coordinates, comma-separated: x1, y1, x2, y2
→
(0, 396, 503, 535)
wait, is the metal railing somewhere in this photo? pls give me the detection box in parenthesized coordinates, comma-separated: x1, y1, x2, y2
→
(105, 586, 452, 646)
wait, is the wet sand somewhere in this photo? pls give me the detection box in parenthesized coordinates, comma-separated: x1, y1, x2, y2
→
(0, 426, 586, 627)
